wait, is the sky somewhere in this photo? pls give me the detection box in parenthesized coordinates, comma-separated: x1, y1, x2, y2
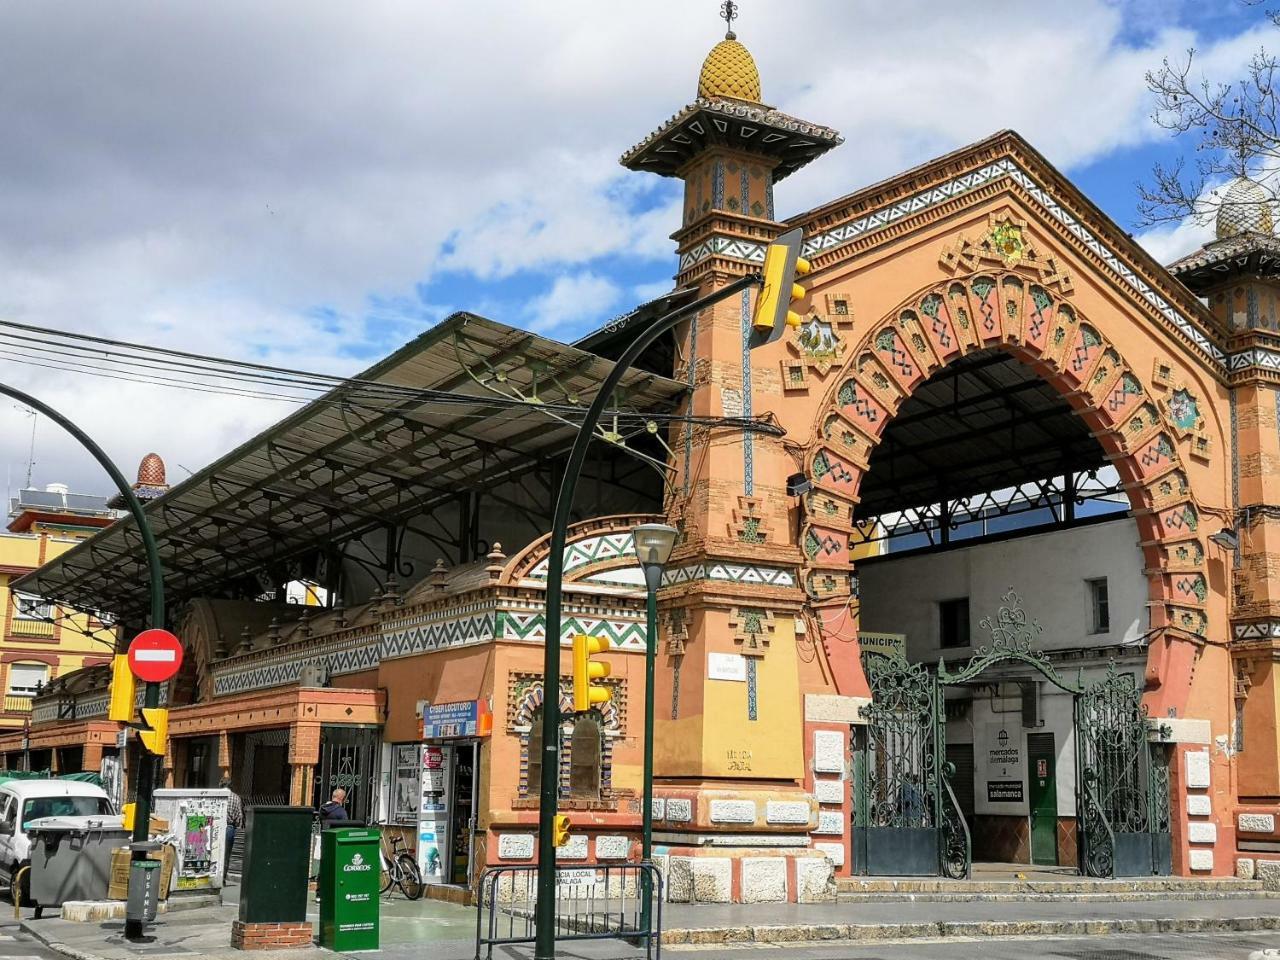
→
(0, 0, 1271, 497)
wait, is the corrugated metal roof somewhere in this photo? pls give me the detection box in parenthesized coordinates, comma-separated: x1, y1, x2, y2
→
(15, 312, 686, 621)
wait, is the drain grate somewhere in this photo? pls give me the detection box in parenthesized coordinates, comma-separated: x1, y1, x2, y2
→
(1050, 951, 1165, 960)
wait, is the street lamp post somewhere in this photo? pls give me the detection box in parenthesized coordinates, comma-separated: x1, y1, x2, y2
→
(632, 522, 676, 939)
(532, 274, 761, 960)
(632, 523, 677, 863)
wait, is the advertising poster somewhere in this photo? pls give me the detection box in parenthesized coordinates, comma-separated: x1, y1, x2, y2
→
(417, 745, 447, 881)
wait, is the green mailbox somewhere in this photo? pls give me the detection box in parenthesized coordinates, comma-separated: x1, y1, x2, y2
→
(319, 827, 381, 951)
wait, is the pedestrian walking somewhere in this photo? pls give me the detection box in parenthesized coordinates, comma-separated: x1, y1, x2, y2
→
(222, 778, 243, 875)
(319, 787, 348, 825)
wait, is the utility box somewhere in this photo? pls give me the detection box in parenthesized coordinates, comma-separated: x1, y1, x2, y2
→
(318, 827, 380, 952)
(238, 806, 311, 925)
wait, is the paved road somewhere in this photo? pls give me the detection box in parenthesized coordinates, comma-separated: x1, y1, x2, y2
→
(442, 932, 1280, 960)
(0, 920, 62, 960)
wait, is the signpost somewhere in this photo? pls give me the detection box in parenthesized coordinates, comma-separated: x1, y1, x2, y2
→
(127, 629, 183, 683)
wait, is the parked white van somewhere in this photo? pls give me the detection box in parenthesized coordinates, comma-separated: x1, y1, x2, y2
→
(0, 780, 116, 900)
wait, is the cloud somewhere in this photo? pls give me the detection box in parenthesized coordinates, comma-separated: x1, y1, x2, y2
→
(0, 1, 1269, 494)
(526, 274, 622, 333)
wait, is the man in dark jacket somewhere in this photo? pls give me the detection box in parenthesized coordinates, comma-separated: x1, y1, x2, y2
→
(319, 787, 348, 825)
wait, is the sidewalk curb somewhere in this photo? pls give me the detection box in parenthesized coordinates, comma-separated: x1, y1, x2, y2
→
(20, 920, 102, 960)
(661, 914, 1280, 945)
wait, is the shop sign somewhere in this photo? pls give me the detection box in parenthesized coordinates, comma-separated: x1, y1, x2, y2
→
(422, 700, 491, 739)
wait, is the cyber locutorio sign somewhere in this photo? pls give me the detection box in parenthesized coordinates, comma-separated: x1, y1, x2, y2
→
(421, 700, 491, 739)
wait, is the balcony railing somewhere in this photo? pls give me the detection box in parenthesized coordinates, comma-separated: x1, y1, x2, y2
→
(3, 695, 33, 713)
(9, 619, 54, 638)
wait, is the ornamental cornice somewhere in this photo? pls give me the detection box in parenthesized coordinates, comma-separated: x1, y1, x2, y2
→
(786, 139, 1228, 377)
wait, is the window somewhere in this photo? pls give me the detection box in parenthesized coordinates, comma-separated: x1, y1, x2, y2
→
(12, 593, 49, 621)
(6, 663, 47, 696)
(390, 744, 420, 824)
(1088, 578, 1110, 634)
(525, 707, 543, 798)
(939, 597, 970, 649)
(568, 713, 603, 800)
(22, 795, 111, 828)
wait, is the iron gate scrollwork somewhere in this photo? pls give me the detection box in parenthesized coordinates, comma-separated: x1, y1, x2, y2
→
(854, 589, 1171, 879)
(853, 653, 943, 876)
(1075, 665, 1170, 877)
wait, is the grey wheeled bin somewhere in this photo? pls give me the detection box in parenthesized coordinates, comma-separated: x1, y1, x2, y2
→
(27, 816, 131, 915)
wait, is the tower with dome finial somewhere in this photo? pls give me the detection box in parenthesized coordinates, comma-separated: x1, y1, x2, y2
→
(107, 452, 171, 509)
(617, 6, 849, 848)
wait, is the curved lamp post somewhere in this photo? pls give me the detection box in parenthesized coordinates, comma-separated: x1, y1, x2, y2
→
(532, 273, 760, 960)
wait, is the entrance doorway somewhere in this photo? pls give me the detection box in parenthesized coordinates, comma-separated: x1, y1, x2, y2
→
(852, 593, 1171, 879)
(448, 743, 477, 886)
(1027, 732, 1057, 866)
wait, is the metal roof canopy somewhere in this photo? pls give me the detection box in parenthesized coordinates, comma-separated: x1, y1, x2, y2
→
(15, 312, 686, 622)
(854, 349, 1108, 519)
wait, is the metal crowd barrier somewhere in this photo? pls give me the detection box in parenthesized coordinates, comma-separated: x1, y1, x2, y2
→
(475, 862, 662, 960)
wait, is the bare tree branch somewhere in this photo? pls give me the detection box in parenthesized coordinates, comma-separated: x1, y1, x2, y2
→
(1141, 12, 1280, 227)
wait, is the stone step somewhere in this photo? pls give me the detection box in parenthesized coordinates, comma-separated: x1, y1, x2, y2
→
(836, 889, 1280, 904)
(835, 877, 1264, 894)
(663, 913, 1280, 946)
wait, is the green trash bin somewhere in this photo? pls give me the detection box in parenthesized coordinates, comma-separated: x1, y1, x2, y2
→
(318, 827, 380, 951)
(239, 806, 312, 925)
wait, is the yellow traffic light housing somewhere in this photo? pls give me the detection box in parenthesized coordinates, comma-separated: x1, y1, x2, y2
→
(108, 655, 136, 723)
(139, 707, 168, 755)
(552, 814, 571, 848)
(750, 226, 811, 349)
(572, 633, 612, 712)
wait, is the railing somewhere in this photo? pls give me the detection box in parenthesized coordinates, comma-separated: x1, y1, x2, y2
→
(939, 768, 971, 880)
(2, 695, 32, 713)
(1081, 772, 1117, 878)
(9, 619, 54, 638)
(475, 862, 662, 960)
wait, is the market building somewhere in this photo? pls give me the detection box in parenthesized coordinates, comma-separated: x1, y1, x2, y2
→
(8, 15, 1280, 902)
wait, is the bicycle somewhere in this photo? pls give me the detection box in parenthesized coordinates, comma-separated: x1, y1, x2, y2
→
(379, 832, 424, 900)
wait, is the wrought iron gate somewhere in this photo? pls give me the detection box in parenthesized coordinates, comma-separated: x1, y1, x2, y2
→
(855, 590, 1170, 880)
(854, 654, 942, 875)
(313, 725, 380, 824)
(1075, 666, 1172, 877)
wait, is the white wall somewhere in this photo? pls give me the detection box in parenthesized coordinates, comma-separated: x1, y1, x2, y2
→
(858, 517, 1147, 661)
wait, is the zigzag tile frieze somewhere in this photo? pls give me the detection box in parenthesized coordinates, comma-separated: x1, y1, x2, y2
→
(528, 533, 638, 579)
(662, 561, 796, 588)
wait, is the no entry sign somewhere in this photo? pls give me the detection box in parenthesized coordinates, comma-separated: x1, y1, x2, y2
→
(127, 629, 184, 684)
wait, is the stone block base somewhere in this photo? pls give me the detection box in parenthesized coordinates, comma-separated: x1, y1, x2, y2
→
(662, 849, 834, 905)
(231, 920, 314, 950)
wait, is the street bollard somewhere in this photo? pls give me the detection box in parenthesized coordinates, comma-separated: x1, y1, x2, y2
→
(125, 842, 163, 929)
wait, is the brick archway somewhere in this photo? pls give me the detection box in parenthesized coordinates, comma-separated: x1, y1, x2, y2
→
(801, 270, 1207, 713)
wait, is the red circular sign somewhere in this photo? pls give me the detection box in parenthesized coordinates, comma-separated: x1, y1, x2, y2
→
(127, 629, 184, 683)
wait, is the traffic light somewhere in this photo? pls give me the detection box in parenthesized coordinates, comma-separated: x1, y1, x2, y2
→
(572, 633, 612, 712)
(750, 226, 811, 349)
(552, 814, 571, 848)
(107, 655, 136, 723)
(139, 707, 168, 755)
